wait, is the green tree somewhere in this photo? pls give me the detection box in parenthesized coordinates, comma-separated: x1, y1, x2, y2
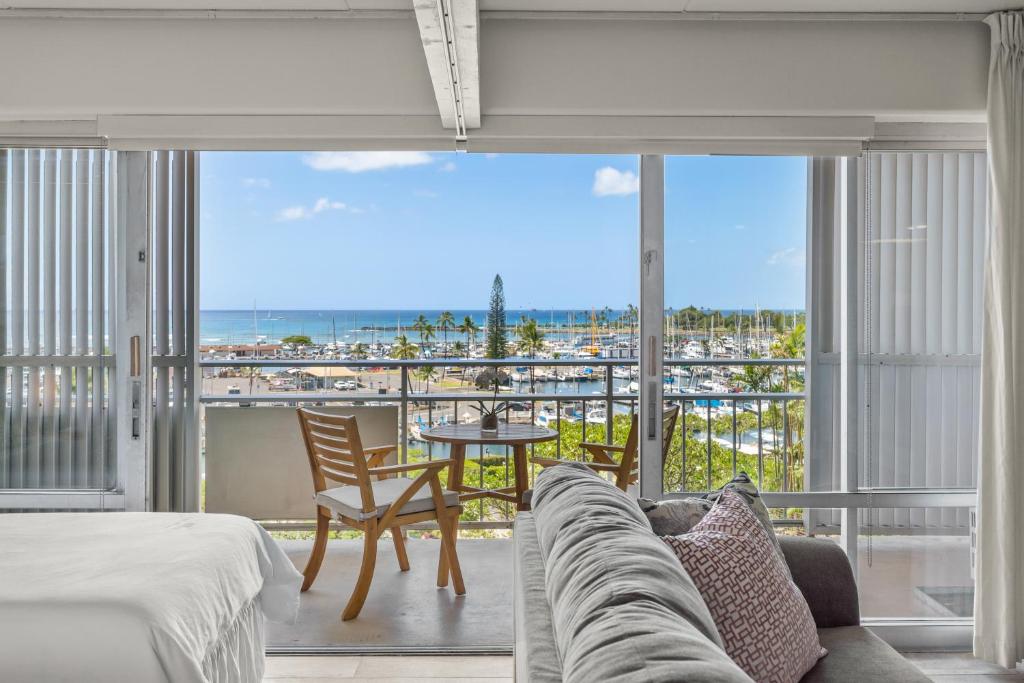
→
(485, 274, 508, 359)
(624, 303, 638, 357)
(458, 316, 480, 354)
(281, 334, 312, 346)
(390, 334, 419, 361)
(414, 365, 437, 394)
(436, 310, 456, 381)
(412, 314, 435, 357)
(349, 342, 368, 360)
(436, 311, 455, 358)
(517, 318, 546, 394)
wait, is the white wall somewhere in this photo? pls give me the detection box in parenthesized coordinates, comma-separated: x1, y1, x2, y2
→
(0, 13, 990, 146)
(481, 18, 989, 119)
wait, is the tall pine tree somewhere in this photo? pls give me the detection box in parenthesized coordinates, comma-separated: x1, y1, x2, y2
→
(485, 274, 508, 359)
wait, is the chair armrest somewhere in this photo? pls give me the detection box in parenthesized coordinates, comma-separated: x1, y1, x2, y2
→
(369, 459, 451, 477)
(778, 535, 860, 627)
(579, 442, 624, 465)
(530, 457, 620, 472)
(365, 446, 396, 472)
(579, 442, 625, 452)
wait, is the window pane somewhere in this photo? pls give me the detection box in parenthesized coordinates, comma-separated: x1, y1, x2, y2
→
(663, 156, 807, 494)
(857, 507, 973, 619)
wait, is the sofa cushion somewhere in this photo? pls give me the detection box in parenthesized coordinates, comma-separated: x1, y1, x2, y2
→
(512, 513, 562, 683)
(803, 627, 931, 682)
(531, 462, 752, 683)
(663, 490, 825, 683)
(316, 478, 459, 521)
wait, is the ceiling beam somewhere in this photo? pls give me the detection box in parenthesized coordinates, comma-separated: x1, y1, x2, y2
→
(414, 0, 480, 137)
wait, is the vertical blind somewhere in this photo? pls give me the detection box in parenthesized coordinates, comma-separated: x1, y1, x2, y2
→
(150, 150, 198, 513)
(810, 152, 985, 531)
(0, 149, 116, 492)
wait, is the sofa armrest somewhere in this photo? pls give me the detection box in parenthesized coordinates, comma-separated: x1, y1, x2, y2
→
(778, 535, 860, 628)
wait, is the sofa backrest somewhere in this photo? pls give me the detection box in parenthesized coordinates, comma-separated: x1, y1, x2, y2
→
(779, 535, 860, 628)
(530, 463, 752, 683)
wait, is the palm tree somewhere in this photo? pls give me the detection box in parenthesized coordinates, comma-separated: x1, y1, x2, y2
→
(390, 334, 419, 361)
(412, 314, 431, 355)
(349, 342, 368, 360)
(517, 318, 546, 394)
(436, 311, 455, 356)
(414, 365, 437, 394)
(451, 340, 466, 358)
(625, 303, 638, 358)
(436, 311, 456, 381)
(458, 316, 480, 354)
(771, 322, 806, 486)
(421, 323, 435, 357)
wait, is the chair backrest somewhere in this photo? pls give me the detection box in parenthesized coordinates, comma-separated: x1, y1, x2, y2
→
(296, 408, 376, 516)
(622, 403, 682, 489)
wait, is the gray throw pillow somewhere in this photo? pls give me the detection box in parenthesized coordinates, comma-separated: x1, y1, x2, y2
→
(637, 497, 712, 536)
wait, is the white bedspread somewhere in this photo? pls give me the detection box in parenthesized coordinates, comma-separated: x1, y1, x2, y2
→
(0, 512, 302, 683)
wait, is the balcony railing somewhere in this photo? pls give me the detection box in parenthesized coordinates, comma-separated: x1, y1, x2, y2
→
(199, 357, 804, 528)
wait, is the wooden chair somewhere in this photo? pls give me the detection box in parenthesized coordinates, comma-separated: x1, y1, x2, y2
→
(532, 404, 681, 492)
(296, 408, 465, 621)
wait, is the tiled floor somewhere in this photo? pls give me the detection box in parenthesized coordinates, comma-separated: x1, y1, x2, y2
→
(263, 655, 512, 682)
(903, 652, 1024, 681)
(264, 653, 1024, 682)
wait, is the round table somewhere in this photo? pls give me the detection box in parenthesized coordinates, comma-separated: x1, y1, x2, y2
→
(419, 423, 557, 511)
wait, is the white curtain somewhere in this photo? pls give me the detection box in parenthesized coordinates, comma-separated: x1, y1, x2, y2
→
(975, 11, 1024, 670)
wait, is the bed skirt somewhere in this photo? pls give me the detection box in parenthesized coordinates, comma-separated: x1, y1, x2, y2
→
(202, 597, 266, 683)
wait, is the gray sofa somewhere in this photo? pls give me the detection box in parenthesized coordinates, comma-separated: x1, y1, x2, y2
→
(514, 464, 930, 683)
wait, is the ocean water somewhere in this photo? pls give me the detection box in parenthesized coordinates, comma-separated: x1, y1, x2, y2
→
(199, 308, 793, 346)
(199, 309, 629, 346)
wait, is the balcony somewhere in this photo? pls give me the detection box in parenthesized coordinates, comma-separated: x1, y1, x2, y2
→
(194, 355, 973, 650)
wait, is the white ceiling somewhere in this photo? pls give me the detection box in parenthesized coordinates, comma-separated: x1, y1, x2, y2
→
(0, 0, 1016, 13)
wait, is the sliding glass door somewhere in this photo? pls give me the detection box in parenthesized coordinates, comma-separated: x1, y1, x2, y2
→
(636, 151, 982, 646)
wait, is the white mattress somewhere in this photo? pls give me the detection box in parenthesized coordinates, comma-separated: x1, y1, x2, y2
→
(0, 512, 303, 683)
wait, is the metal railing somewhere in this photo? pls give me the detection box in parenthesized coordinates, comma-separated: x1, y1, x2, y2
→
(199, 357, 805, 527)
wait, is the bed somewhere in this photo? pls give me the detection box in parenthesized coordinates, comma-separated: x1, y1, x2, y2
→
(0, 512, 303, 683)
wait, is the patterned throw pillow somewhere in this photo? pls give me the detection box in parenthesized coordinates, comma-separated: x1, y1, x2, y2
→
(706, 472, 790, 576)
(663, 490, 826, 683)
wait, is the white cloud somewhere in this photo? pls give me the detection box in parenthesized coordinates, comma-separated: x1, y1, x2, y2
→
(413, 189, 438, 199)
(313, 197, 346, 212)
(276, 197, 347, 221)
(766, 247, 805, 266)
(735, 224, 746, 231)
(242, 177, 271, 189)
(439, 161, 457, 172)
(303, 151, 433, 173)
(592, 167, 639, 197)
(277, 205, 310, 221)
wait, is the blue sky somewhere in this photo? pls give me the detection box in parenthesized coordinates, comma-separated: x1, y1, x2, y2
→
(200, 152, 806, 311)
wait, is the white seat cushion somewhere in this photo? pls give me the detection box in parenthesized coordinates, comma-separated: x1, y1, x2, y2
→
(316, 477, 460, 522)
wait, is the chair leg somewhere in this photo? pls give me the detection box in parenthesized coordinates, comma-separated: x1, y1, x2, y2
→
(302, 507, 330, 592)
(439, 509, 466, 596)
(341, 520, 379, 621)
(437, 516, 450, 588)
(391, 526, 410, 571)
